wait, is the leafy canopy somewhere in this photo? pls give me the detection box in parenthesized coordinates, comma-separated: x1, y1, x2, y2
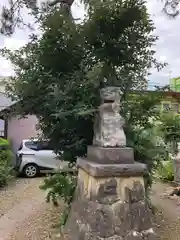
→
(0, 0, 179, 35)
(1, 0, 163, 162)
(4, 0, 179, 198)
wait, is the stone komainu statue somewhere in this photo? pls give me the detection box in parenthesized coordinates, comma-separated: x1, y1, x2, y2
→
(93, 87, 126, 147)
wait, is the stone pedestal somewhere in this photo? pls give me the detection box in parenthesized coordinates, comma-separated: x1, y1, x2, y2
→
(64, 148, 156, 240)
(87, 146, 134, 164)
(64, 87, 156, 240)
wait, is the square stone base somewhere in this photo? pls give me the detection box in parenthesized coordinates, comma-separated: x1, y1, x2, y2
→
(87, 146, 134, 164)
(64, 159, 156, 240)
(77, 158, 148, 178)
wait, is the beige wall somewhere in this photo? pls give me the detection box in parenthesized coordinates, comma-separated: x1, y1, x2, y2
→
(7, 115, 39, 152)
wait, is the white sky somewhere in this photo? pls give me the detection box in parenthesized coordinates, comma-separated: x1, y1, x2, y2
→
(0, 0, 179, 86)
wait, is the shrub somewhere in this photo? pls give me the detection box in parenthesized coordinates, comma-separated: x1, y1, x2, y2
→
(40, 171, 77, 226)
(156, 160, 174, 182)
(0, 138, 14, 187)
(126, 126, 167, 192)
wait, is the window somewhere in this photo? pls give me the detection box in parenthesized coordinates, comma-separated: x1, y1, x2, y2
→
(24, 140, 53, 151)
(162, 103, 170, 112)
(25, 141, 39, 151)
(171, 103, 179, 113)
(38, 141, 53, 151)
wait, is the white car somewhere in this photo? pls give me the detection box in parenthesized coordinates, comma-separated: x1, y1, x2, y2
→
(15, 139, 71, 178)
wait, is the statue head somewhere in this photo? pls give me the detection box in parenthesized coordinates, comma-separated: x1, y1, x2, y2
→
(100, 87, 122, 103)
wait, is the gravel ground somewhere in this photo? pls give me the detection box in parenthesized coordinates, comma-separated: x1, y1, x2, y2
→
(0, 177, 63, 240)
(1, 177, 179, 240)
(151, 181, 180, 240)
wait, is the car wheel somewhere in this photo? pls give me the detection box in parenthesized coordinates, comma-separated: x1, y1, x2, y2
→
(23, 164, 39, 178)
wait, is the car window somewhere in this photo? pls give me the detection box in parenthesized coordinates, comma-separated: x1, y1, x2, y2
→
(24, 141, 39, 151)
(38, 141, 53, 151)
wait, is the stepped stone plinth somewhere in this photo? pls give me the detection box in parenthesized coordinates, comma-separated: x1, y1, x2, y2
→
(64, 87, 156, 240)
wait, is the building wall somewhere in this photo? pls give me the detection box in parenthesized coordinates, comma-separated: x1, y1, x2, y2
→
(160, 96, 180, 114)
(0, 119, 5, 136)
(7, 115, 39, 153)
(0, 77, 40, 158)
(130, 91, 180, 115)
(0, 92, 14, 138)
(170, 77, 180, 92)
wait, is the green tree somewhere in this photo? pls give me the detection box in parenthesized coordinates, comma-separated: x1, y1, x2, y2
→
(0, 138, 14, 187)
(0, 0, 179, 35)
(153, 113, 180, 182)
(2, 0, 163, 161)
(1, 0, 169, 219)
(159, 113, 180, 153)
(0, 0, 74, 35)
(125, 92, 167, 189)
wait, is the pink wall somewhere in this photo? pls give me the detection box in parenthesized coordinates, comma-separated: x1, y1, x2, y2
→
(7, 115, 39, 152)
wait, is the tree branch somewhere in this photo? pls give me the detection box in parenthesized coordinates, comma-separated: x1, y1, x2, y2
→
(162, 0, 180, 17)
(0, 0, 75, 36)
(48, 0, 74, 7)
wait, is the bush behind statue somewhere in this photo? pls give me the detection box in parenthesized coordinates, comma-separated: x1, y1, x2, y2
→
(0, 138, 14, 187)
(40, 171, 77, 226)
(156, 159, 174, 182)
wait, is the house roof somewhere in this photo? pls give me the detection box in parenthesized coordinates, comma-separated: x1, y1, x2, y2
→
(131, 90, 180, 98)
(0, 92, 15, 112)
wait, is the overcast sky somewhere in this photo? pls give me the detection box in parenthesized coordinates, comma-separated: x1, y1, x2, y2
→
(0, 0, 179, 87)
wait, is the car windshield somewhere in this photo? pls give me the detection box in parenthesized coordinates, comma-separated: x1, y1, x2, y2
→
(24, 141, 39, 151)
